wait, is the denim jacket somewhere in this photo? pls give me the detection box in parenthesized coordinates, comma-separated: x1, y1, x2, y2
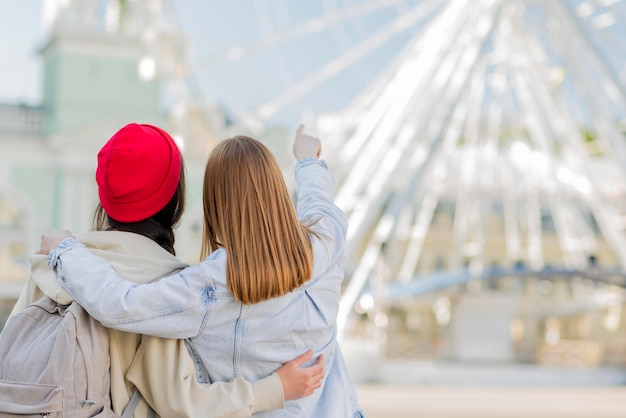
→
(50, 158, 364, 418)
(13, 231, 283, 417)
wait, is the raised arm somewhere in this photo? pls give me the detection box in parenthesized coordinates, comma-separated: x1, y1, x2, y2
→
(293, 125, 348, 263)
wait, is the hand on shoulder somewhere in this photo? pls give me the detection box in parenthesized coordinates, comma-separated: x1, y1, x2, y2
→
(37, 228, 74, 255)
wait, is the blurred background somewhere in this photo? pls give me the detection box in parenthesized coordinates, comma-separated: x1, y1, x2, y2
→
(1, 0, 626, 416)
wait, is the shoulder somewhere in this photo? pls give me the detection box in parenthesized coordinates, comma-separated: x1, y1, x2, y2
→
(196, 249, 228, 286)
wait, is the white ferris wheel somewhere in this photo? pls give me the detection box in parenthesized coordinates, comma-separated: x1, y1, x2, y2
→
(185, 0, 626, 328)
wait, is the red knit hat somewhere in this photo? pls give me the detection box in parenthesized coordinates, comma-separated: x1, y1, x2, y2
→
(96, 123, 182, 222)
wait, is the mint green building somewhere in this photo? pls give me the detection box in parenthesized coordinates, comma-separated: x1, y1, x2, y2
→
(0, 1, 217, 302)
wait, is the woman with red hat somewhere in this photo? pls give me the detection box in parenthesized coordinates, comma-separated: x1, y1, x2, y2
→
(39, 125, 362, 417)
(11, 123, 323, 417)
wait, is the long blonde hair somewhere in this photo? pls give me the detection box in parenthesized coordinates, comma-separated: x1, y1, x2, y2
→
(201, 136, 314, 304)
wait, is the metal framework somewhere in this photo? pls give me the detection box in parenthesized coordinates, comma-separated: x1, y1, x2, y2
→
(305, 0, 626, 334)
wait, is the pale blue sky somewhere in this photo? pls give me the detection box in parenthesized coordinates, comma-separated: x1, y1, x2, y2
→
(0, 1, 45, 105)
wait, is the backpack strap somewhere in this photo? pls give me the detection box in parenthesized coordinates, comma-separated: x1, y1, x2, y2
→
(67, 302, 105, 403)
(121, 389, 156, 418)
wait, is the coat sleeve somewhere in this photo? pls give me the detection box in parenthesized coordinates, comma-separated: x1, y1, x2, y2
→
(295, 158, 348, 281)
(126, 336, 284, 417)
(295, 158, 347, 236)
(49, 238, 210, 338)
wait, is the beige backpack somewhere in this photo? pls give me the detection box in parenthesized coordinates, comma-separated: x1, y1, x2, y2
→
(0, 297, 120, 417)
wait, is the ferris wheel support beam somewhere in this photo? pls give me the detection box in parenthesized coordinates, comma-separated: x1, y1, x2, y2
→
(513, 23, 602, 269)
(520, 39, 626, 270)
(395, 89, 473, 283)
(505, 79, 549, 271)
(336, 0, 490, 211)
(321, 1, 444, 147)
(449, 61, 488, 271)
(504, 6, 578, 269)
(553, 0, 626, 111)
(326, 33, 422, 132)
(338, 0, 502, 336)
(319, 19, 441, 164)
(333, 0, 473, 217)
(344, 78, 477, 300)
(502, 11, 570, 270)
(506, 4, 626, 271)
(498, 64, 529, 265)
(471, 68, 507, 273)
(513, 3, 626, 269)
(515, 1, 609, 270)
(502, 166, 523, 262)
(332, 0, 457, 189)
(339, 94, 466, 335)
(395, 180, 441, 283)
(342, 0, 499, 263)
(540, 0, 626, 174)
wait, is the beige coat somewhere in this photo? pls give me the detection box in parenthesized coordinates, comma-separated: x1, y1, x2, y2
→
(11, 231, 283, 418)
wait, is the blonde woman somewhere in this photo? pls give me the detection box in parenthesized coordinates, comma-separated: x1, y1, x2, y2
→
(40, 125, 363, 417)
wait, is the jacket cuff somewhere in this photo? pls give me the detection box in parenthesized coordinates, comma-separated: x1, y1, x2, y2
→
(295, 157, 327, 170)
(47, 237, 84, 271)
(31, 254, 74, 305)
(250, 372, 284, 413)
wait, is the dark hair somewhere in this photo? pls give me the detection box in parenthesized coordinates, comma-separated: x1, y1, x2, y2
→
(93, 159, 186, 255)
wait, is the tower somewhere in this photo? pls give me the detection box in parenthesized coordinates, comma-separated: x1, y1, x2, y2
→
(40, 0, 165, 143)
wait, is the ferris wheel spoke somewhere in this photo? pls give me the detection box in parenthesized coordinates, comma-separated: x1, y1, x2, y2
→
(515, 15, 626, 269)
(196, 0, 414, 68)
(500, 13, 562, 270)
(339, 0, 502, 326)
(507, 6, 622, 270)
(575, 1, 626, 84)
(449, 59, 491, 271)
(256, 0, 442, 120)
(396, 178, 441, 282)
(396, 71, 476, 281)
(554, 0, 626, 110)
(334, 0, 487, 199)
(320, 8, 447, 139)
(343, 0, 500, 247)
(540, 1, 626, 174)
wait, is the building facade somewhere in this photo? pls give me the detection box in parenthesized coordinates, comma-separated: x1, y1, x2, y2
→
(0, 1, 219, 319)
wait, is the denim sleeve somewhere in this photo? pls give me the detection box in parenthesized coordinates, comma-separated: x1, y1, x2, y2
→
(48, 238, 211, 339)
(295, 158, 348, 270)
